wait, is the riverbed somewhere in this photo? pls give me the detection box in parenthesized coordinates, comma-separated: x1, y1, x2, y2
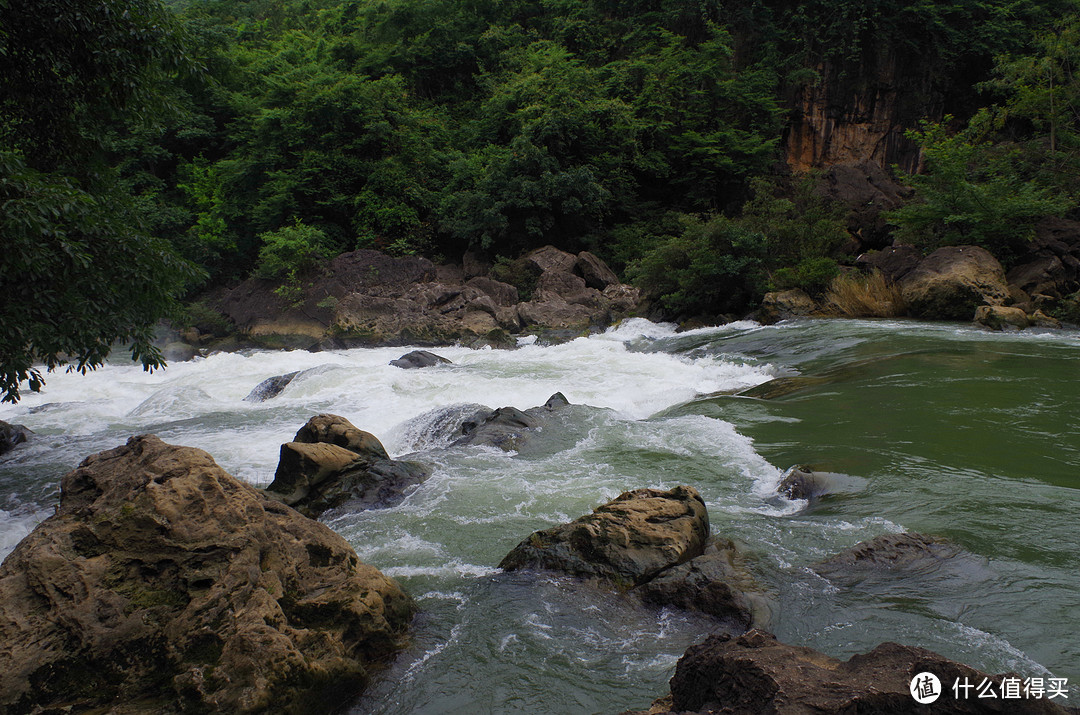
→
(1, 318, 1077, 712)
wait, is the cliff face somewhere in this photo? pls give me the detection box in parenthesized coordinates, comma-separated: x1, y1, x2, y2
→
(784, 52, 945, 174)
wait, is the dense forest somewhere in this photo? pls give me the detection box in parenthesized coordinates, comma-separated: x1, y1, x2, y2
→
(2, 0, 1080, 400)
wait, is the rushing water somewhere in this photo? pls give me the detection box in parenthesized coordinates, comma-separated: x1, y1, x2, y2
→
(1, 318, 1078, 711)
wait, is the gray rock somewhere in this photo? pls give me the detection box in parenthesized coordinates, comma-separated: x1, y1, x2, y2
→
(574, 251, 620, 289)
(390, 350, 452, 369)
(0, 420, 32, 455)
(243, 371, 300, 401)
(855, 244, 923, 282)
(451, 392, 570, 450)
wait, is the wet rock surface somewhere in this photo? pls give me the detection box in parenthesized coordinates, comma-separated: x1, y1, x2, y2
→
(815, 532, 965, 578)
(390, 350, 452, 369)
(0, 419, 32, 455)
(499, 485, 710, 587)
(630, 629, 1073, 714)
(265, 415, 427, 518)
(243, 370, 300, 401)
(0, 435, 415, 715)
(451, 392, 571, 451)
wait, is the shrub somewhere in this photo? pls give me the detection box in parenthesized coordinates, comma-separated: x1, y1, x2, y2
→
(823, 270, 906, 318)
(770, 257, 841, 296)
(253, 220, 332, 305)
(627, 214, 770, 317)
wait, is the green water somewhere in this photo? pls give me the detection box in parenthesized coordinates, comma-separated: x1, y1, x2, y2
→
(0, 318, 1077, 712)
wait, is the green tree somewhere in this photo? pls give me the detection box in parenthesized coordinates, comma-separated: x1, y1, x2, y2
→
(0, 0, 199, 402)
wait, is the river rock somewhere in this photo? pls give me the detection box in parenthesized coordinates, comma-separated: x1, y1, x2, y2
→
(0, 420, 32, 455)
(634, 540, 755, 630)
(499, 486, 709, 588)
(517, 296, 597, 330)
(294, 413, 390, 460)
(266, 415, 426, 518)
(816, 532, 963, 576)
(900, 246, 1008, 320)
(451, 392, 570, 451)
(974, 305, 1030, 331)
(390, 350, 452, 369)
(777, 465, 829, 501)
(632, 629, 1071, 714)
(0, 435, 415, 714)
(243, 371, 300, 401)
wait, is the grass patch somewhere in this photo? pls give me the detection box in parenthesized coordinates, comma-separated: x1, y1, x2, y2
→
(822, 270, 906, 318)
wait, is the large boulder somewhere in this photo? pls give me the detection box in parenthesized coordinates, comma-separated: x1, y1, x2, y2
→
(450, 392, 570, 451)
(900, 246, 1008, 320)
(855, 244, 923, 283)
(266, 415, 427, 519)
(389, 350, 452, 369)
(523, 245, 578, 275)
(574, 251, 620, 289)
(0, 420, 32, 455)
(499, 486, 710, 588)
(633, 629, 1070, 714)
(0, 435, 415, 714)
(758, 289, 818, 323)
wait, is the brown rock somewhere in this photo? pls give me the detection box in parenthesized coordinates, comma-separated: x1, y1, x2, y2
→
(574, 251, 620, 289)
(461, 309, 499, 334)
(499, 486, 710, 588)
(648, 630, 1070, 714)
(466, 276, 519, 306)
(293, 414, 390, 461)
(0, 420, 32, 455)
(268, 415, 428, 518)
(634, 540, 755, 630)
(759, 289, 818, 322)
(974, 305, 1030, 331)
(462, 251, 490, 279)
(0, 435, 414, 714)
(900, 246, 1008, 320)
(816, 532, 962, 576)
(1007, 254, 1070, 298)
(1030, 309, 1062, 329)
(523, 245, 578, 275)
(517, 297, 595, 330)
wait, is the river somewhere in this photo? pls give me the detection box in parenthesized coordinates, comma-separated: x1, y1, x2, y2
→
(1, 318, 1077, 712)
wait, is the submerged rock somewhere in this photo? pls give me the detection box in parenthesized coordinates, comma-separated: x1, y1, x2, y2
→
(389, 350, 452, 369)
(635, 540, 756, 630)
(500, 486, 709, 587)
(500, 487, 760, 627)
(0, 435, 415, 714)
(265, 414, 427, 518)
(0, 420, 32, 455)
(451, 392, 570, 451)
(816, 532, 963, 576)
(630, 629, 1071, 714)
(243, 370, 300, 401)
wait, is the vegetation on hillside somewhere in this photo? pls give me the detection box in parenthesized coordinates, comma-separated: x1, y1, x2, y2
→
(2, 0, 1079, 398)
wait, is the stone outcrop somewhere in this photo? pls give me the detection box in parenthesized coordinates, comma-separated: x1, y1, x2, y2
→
(757, 289, 818, 323)
(499, 486, 758, 627)
(856, 244, 923, 283)
(206, 246, 639, 349)
(777, 465, 830, 502)
(0, 419, 32, 455)
(450, 392, 571, 451)
(900, 246, 1008, 320)
(389, 350, 452, 369)
(0, 435, 415, 714)
(243, 371, 300, 401)
(630, 629, 1071, 714)
(265, 415, 427, 518)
